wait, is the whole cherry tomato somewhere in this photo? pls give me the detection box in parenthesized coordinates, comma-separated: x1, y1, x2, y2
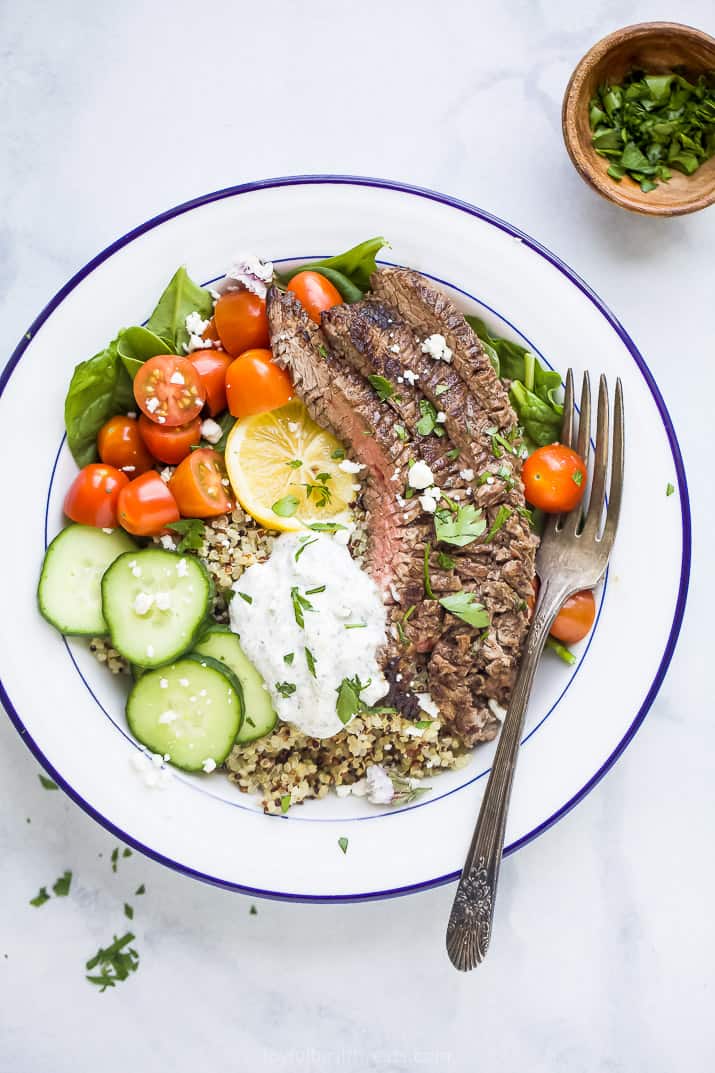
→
(287, 271, 343, 324)
(522, 444, 587, 513)
(137, 414, 201, 465)
(225, 348, 293, 418)
(117, 472, 180, 536)
(64, 464, 129, 528)
(97, 415, 154, 476)
(214, 291, 270, 356)
(188, 348, 232, 416)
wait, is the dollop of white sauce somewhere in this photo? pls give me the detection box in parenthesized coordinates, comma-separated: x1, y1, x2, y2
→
(229, 534, 388, 739)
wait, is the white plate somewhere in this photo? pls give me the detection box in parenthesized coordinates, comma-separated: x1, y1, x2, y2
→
(0, 177, 691, 901)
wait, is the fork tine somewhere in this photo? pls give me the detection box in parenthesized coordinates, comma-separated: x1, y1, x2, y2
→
(576, 372, 591, 468)
(582, 375, 609, 538)
(560, 369, 575, 448)
(600, 377, 624, 549)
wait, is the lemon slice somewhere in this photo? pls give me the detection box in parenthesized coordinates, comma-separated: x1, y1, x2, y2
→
(224, 400, 358, 533)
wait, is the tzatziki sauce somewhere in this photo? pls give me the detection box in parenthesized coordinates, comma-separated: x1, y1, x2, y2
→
(229, 533, 388, 739)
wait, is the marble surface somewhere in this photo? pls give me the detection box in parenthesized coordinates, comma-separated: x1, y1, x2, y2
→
(1, 1, 713, 1070)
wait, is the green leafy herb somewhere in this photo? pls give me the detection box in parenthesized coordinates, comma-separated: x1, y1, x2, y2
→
(283, 652, 294, 665)
(64, 336, 135, 467)
(122, 849, 132, 858)
(308, 522, 347, 533)
(52, 871, 72, 897)
(291, 579, 316, 623)
(38, 774, 58, 790)
(666, 482, 675, 497)
(272, 494, 300, 518)
(589, 70, 715, 191)
(389, 776, 433, 805)
(434, 503, 487, 547)
(275, 681, 296, 698)
(344, 622, 366, 629)
(116, 325, 171, 380)
(439, 591, 491, 628)
(85, 932, 139, 992)
(278, 238, 389, 298)
(302, 480, 332, 507)
(416, 398, 445, 437)
(338, 836, 349, 854)
(331, 447, 346, 460)
(124, 903, 134, 920)
(435, 384, 449, 396)
(237, 591, 253, 605)
(437, 551, 456, 570)
(111, 848, 119, 873)
(335, 674, 371, 724)
(483, 506, 512, 544)
(145, 266, 213, 352)
(545, 637, 576, 666)
(394, 424, 408, 442)
(423, 541, 435, 599)
(415, 720, 433, 729)
(318, 345, 329, 360)
(286, 458, 303, 469)
(305, 585, 326, 595)
(304, 647, 317, 678)
(135, 884, 145, 896)
(446, 447, 460, 461)
(30, 887, 50, 907)
(280, 794, 291, 813)
(249, 904, 258, 915)
(294, 537, 317, 562)
(367, 374, 395, 402)
(572, 470, 584, 487)
(166, 518, 205, 552)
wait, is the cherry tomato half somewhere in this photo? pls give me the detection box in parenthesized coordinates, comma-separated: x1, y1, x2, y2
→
(138, 414, 202, 465)
(522, 443, 587, 513)
(133, 355, 205, 427)
(188, 348, 232, 416)
(168, 448, 233, 518)
(97, 415, 154, 476)
(550, 589, 596, 645)
(528, 580, 596, 646)
(202, 316, 221, 343)
(287, 271, 343, 324)
(225, 348, 293, 418)
(117, 472, 180, 537)
(214, 291, 270, 356)
(64, 464, 129, 528)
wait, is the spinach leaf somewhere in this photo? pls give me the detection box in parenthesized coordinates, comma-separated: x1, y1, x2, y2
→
(278, 237, 389, 297)
(64, 337, 134, 467)
(145, 266, 213, 352)
(116, 325, 171, 380)
(509, 382, 562, 447)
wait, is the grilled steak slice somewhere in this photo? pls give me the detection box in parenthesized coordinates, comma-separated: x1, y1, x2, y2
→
(321, 297, 537, 745)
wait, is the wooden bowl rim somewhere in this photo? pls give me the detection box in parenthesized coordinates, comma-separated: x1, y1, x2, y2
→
(562, 21, 715, 217)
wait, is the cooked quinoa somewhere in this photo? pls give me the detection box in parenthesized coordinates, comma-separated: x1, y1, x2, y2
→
(89, 498, 470, 810)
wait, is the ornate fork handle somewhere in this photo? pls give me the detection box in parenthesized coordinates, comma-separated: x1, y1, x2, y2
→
(446, 578, 568, 970)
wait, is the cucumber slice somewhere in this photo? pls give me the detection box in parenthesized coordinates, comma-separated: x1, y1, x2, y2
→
(126, 656, 241, 770)
(38, 524, 137, 635)
(102, 549, 212, 668)
(194, 626, 277, 743)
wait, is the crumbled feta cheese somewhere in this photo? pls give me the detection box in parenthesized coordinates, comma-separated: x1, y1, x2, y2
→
(102, 527, 114, 535)
(365, 764, 395, 805)
(408, 461, 435, 489)
(131, 751, 152, 773)
(159, 467, 173, 483)
(416, 691, 440, 718)
(186, 333, 209, 353)
(486, 476, 495, 485)
(218, 253, 274, 299)
(436, 412, 446, 424)
(288, 421, 299, 433)
(338, 459, 365, 474)
(202, 758, 217, 774)
(420, 333, 453, 363)
(200, 418, 223, 444)
(145, 396, 160, 413)
(146, 644, 155, 658)
(335, 784, 352, 798)
(155, 415, 166, 424)
(389, 343, 400, 353)
(178, 677, 190, 687)
(403, 369, 418, 386)
(488, 698, 507, 719)
(176, 559, 189, 577)
(419, 492, 438, 513)
(159, 534, 176, 550)
(404, 725, 424, 737)
(389, 583, 401, 604)
(351, 778, 368, 797)
(159, 678, 169, 689)
(131, 565, 142, 578)
(169, 370, 185, 385)
(460, 468, 475, 481)
(154, 591, 172, 611)
(185, 311, 210, 338)
(395, 673, 403, 682)
(158, 710, 178, 725)
(122, 465, 136, 473)
(133, 592, 154, 616)
(126, 411, 137, 419)
(149, 752, 164, 768)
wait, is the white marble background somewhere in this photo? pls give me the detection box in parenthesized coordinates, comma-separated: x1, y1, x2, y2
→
(1, 1, 713, 1070)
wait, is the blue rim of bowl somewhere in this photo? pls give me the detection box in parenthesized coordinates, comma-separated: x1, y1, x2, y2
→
(0, 174, 692, 903)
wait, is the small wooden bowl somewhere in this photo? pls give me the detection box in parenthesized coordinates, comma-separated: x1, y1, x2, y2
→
(563, 22, 715, 216)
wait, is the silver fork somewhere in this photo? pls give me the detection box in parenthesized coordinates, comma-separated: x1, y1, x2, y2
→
(446, 370, 624, 971)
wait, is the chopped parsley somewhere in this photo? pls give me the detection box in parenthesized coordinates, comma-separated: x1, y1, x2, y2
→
(52, 871, 72, 897)
(434, 503, 486, 547)
(416, 399, 445, 437)
(423, 541, 435, 599)
(290, 586, 315, 628)
(331, 447, 346, 460)
(110, 848, 119, 873)
(124, 903, 134, 920)
(166, 518, 205, 552)
(437, 551, 456, 570)
(367, 374, 395, 402)
(666, 482, 675, 497)
(85, 932, 139, 992)
(30, 887, 50, 908)
(285, 458, 303, 469)
(305, 584, 326, 595)
(283, 652, 295, 665)
(483, 506, 512, 544)
(338, 836, 349, 854)
(336, 675, 371, 724)
(439, 591, 491, 628)
(275, 681, 296, 698)
(302, 479, 332, 507)
(294, 537, 317, 562)
(317, 344, 328, 360)
(446, 447, 460, 461)
(572, 469, 584, 487)
(344, 622, 366, 629)
(272, 494, 300, 518)
(135, 884, 146, 896)
(249, 904, 258, 915)
(236, 591, 253, 604)
(280, 794, 291, 813)
(394, 424, 408, 441)
(304, 647, 317, 678)
(491, 432, 517, 459)
(308, 522, 347, 533)
(38, 774, 58, 790)
(435, 383, 449, 396)
(546, 637, 576, 665)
